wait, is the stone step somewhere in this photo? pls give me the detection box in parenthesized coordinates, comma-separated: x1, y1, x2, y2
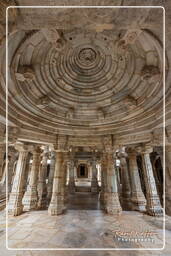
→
(75, 186, 91, 192)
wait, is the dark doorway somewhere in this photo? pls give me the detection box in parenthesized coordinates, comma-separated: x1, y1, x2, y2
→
(77, 164, 88, 178)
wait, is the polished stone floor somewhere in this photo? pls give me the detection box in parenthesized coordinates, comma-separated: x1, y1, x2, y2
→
(0, 192, 171, 255)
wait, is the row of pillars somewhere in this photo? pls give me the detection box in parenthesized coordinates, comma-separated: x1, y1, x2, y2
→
(100, 146, 163, 217)
(1, 143, 170, 217)
(7, 144, 99, 216)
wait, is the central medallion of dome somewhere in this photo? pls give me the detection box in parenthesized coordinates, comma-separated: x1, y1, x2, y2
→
(78, 48, 97, 65)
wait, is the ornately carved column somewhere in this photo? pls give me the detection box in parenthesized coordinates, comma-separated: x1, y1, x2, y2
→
(91, 156, 99, 193)
(0, 144, 5, 180)
(23, 146, 41, 211)
(8, 144, 29, 216)
(127, 148, 146, 212)
(119, 151, 132, 210)
(105, 151, 122, 215)
(68, 159, 75, 194)
(61, 152, 68, 207)
(47, 151, 56, 203)
(37, 146, 49, 209)
(8, 147, 17, 193)
(140, 146, 163, 216)
(100, 153, 107, 208)
(48, 152, 65, 215)
(166, 145, 171, 215)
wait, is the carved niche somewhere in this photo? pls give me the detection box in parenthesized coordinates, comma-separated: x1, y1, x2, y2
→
(15, 65, 35, 82)
(36, 96, 50, 109)
(141, 65, 160, 81)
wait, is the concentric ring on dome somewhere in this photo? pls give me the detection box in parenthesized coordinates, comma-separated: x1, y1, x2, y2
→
(78, 48, 97, 66)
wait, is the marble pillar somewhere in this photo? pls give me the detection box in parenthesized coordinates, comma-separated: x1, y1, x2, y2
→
(23, 146, 41, 211)
(151, 149, 163, 205)
(62, 153, 68, 207)
(8, 147, 17, 193)
(119, 152, 132, 210)
(166, 145, 171, 215)
(68, 159, 75, 194)
(127, 148, 146, 212)
(47, 151, 56, 203)
(100, 153, 107, 209)
(37, 147, 48, 209)
(0, 157, 6, 210)
(141, 146, 163, 216)
(105, 152, 122, 215)
(48, 152, 67, 215)
(0, 144, 5, 181)
(8, 144, 29, 216)
(91, 157, 99, 193)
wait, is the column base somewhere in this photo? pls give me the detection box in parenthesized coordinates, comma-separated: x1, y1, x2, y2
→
(68, 182, 75, 194)
(48, 195, 65, 216)
(146, 195, 163, 217)
(47, 192, 52, 205)
(8, 193, 23, 216)
(131, 192, 146, 212)
(22, 190, 38, 211)
(69, 187, 75, 194)
(37, 197, 47, 209)
(104, 192, 122, 215)
(100, 191, 105, 209)
(121, 193, 132, 211)
(91, 179, 99, 193)
(47, 185, 53, 204)
(146, 207, 163, 217)
(91, 186, 99, 193)
(37, 185, 47, 209)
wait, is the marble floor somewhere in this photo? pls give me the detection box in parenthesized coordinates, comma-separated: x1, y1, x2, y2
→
(0, 192, 171, 255)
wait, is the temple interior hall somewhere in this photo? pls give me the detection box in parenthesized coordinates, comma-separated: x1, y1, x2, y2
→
(1, 0, 171, 255)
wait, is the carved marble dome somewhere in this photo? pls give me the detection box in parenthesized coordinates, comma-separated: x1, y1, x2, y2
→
(0, 3, 168, 143)
(7, 25, 163, 136)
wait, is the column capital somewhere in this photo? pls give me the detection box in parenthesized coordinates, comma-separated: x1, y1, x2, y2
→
(8, 145, 17, 154)
(50, 151, 56, 159)
(14, 143, 31, 152)
(126, 147, 137, 156)
(153, 146, 163, 155)
(118, 151, 128, 159)
(32, 145, 42, 155)
(68, 158, 75, 167)
(136, 145, 153, 154)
